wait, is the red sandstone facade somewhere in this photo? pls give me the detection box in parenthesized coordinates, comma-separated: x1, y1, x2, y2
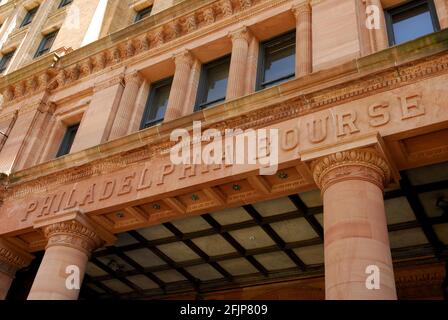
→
(0, 0, 447, 300)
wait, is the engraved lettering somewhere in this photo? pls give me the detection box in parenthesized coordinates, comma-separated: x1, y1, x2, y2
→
(368, 103, 390, 127)
(336, 111, 360, 137)
(400, 94, 425, 120)
(307, 116, 328, 143)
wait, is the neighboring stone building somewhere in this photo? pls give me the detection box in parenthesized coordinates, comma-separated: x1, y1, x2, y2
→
(0, 0, 447, 300)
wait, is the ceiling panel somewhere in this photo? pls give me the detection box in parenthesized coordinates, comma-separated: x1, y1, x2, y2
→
(252, 197, 297, 217)
(229, 226, 275, 250)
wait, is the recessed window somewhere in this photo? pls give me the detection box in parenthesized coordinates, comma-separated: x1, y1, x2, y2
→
(58, 0, 73, 8)
(20, 6, 39, 28)
(140, 77, 172, 129)
(56, 124, 79, 158)
(0, 51, 15, 73)
(135, 6, 153, 22)
(35, 30, 58, 58)
(256, 31, 296, 91)
(385, 0, 440, 46)
(195, 55, 230, 110)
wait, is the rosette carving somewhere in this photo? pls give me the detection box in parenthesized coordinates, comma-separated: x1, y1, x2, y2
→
(311, 148, 391, 192)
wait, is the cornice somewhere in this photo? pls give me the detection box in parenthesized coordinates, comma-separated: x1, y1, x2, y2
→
(3, 36, 448, 201)
(0, 0, 270, 104)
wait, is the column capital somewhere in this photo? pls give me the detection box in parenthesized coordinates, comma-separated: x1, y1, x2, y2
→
(124, 72, 143, 86)
(173, 50, 195, 68)
(34, 210, 116, 257)
(291, 1, 312, 18)
(228, 26, 252, 43)
(0, 238, 33, 277)
(311, 147, 391, 193)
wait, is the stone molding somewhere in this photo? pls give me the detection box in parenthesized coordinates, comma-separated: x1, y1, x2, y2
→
(173, 50, 195, 67)
(0, 238, 34, 277)
(0, 0, 264, 104)
(291, 1, 311, 17)
(311, 148, 391, 192)
(229, 26, 252, 43)
(3, 50, 448, 201)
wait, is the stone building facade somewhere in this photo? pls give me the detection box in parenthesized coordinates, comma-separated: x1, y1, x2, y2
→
(0, 0, 447, 300)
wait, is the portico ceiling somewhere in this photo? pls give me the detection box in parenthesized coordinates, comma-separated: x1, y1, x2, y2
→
(79, 161, 448, 299)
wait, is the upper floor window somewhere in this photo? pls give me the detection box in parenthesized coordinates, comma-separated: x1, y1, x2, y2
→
(0, 50, 15, 73)
(140, 77, 172, 129)
(35, 30, 58, 58)
(56, 123, 79, 158)
(135, 6, 153, 22)
(20, 6, 39, 28)
(256, 31, 296, 91)
(385, 0, 440, 46)
(195, 55, 230, 110)
(58, 0, 73, 9)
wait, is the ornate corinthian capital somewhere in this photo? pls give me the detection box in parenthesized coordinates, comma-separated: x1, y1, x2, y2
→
(229, 26, 252, 43)
(0, 239, 33, 277)
(311, 148, 391, 192)
(43, 221, 104, 256)
(173, 50, 195, 67)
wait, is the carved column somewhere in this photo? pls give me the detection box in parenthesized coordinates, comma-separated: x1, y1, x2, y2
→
(0, 239, 33, 300)
(28, 212, 113, 300)
(164, 50, 195, 121)
(109, 72, 143, 140)
(311, 148, 397, 300)
(365, 0, 389, 52)
(292, 2, 313, 77)
(226, 27, 252, 100)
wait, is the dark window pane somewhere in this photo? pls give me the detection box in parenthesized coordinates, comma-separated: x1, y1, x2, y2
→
(59, 0, 73, 8)
(0, 51, 15, 73)
(56, 124, 79, 158)
(258, 31, 296, 90)
(21, 7, 39, 27)
(196, 56, 230, 109)
(386, 0, 440, 46)
(135, 6, 153, 22)
(141, 78, 172, 128)
(35, 31, 58, 58)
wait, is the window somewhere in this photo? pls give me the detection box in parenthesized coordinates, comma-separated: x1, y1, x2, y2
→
(195, 55, 230, 110)
(0, 51, 15, 73)
(20, 6, 39, 27)
(35, 30, 58, 58)
(385, 0, 440, 46)
(256, 31, 296, 91)
(140, 78, 172, 129)
(56, 124, 79, 158)
(135, 6, 153, 22)
(58, 0, 73, 8)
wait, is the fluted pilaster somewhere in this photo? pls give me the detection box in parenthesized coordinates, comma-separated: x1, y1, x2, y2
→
(292, 2, 313, 77)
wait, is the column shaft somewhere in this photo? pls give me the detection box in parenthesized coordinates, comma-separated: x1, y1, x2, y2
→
(109, 72, 143, 140)
(293, 3, 313, 77)
(226, 27, 251, 100)
(312, 148, 397, 300)
(366, 0, 389, 52)
(164, 51, 194, 121)
(28, 215, 107, 300)
(0, 239, 33, 300)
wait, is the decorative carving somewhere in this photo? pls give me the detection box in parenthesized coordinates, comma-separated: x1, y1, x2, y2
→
(92, 53, 106, 72)
(311, 148, 391, 192)
(240, 0, 252, 10)
(229, 26, 252, 43)
(167, 21, 181, 39)
(291, 2, 312, 19)
(79, 60, 92, 77)
(125, 41, 135, 58)
(43, 220, 104, 256)
(174, 50, 194, 67)
(67, 65, 80, 82)
(185, 15, 197, 33)
(152, 29, 165, 47)
(0, 239, 33, 276)
(203, 7, 216, 24)
(220, 0, 233, 16)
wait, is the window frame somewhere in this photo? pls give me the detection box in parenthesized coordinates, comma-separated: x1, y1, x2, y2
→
(58, 0, 73, 9)
(20, 6, 39, 28)
(135, 6, 153, 22)
(56, 123, 79, 158)
(195, 55, 231, 111)
(0, 51, 15, 73)
(34, 30, 58, 58)
(140, 77, 173, 129)
(256, 30, 296, 91)
(385, 0, 440, 46)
